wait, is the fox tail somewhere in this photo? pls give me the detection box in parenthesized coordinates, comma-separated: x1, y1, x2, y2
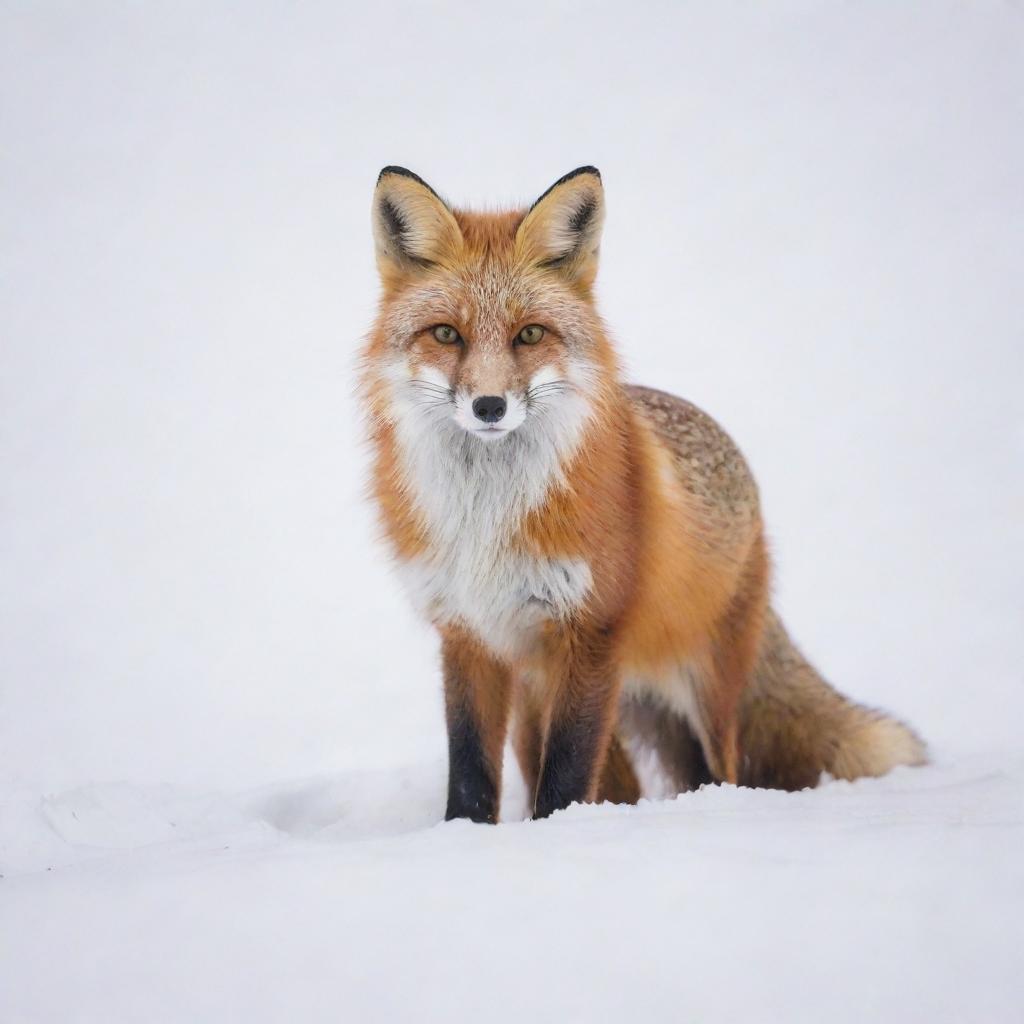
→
(738, 608, 927, 790)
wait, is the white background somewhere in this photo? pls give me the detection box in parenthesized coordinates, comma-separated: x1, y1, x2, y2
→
(2, 3, 1022, 1021)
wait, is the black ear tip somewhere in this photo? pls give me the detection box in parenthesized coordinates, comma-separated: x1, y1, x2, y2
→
(529, 166, 603, 212)
(557, 166, 601, 186)
(378, 165, 418, 184)
(376, 166, 446, 204)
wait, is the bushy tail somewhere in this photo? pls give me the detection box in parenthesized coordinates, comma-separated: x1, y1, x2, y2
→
(739, 609, 926, 790)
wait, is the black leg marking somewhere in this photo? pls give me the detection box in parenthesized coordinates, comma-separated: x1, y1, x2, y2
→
(533, 714, 604, 820)
(619, 694, 713, 793)
(445, 703, 498, 824)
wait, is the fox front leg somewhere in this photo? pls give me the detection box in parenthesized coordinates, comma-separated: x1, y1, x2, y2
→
(533, 630, 621, 820)
(441, 628, 511, 824)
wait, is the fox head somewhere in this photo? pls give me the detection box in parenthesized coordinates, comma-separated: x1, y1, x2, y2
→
(362, 166, 618, 454)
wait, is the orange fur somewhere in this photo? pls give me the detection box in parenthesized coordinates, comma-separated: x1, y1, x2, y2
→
(360, 166, 925, 822)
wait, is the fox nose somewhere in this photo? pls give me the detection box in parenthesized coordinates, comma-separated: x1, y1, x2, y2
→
(472, 395, 506, 424)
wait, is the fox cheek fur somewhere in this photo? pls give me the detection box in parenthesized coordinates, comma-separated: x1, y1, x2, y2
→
(359, 165, 926, 824)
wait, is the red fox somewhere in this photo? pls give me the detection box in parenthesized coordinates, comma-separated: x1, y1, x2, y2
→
(360, 165, 926, 822)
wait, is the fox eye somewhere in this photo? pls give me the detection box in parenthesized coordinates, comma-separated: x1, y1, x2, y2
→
(516, 325, 545, 345)
(432, 324, 461, 345)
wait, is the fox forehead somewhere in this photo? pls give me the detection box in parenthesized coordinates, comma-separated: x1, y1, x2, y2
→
(381, 269, 584, 355)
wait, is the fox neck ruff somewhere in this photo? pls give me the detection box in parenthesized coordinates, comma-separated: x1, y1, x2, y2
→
(387, 378, 598, 660)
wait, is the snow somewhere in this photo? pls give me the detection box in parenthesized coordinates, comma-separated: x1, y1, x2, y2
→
(2, 2, 1022, 1021)
(3, 757, 1022, 1021)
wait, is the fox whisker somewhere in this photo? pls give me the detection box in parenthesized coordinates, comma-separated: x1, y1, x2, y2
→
(526, 380, 569, 409)
(409, 379, 454, 396)
(409, 380, 455, 408)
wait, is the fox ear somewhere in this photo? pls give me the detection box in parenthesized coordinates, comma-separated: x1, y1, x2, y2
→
(372, 167, 462, 282)
(516, 167, 605, 289)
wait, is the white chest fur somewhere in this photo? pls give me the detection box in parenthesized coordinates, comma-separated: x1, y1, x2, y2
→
(397, 550, 592, 659)
(390, 409, 592, 659)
